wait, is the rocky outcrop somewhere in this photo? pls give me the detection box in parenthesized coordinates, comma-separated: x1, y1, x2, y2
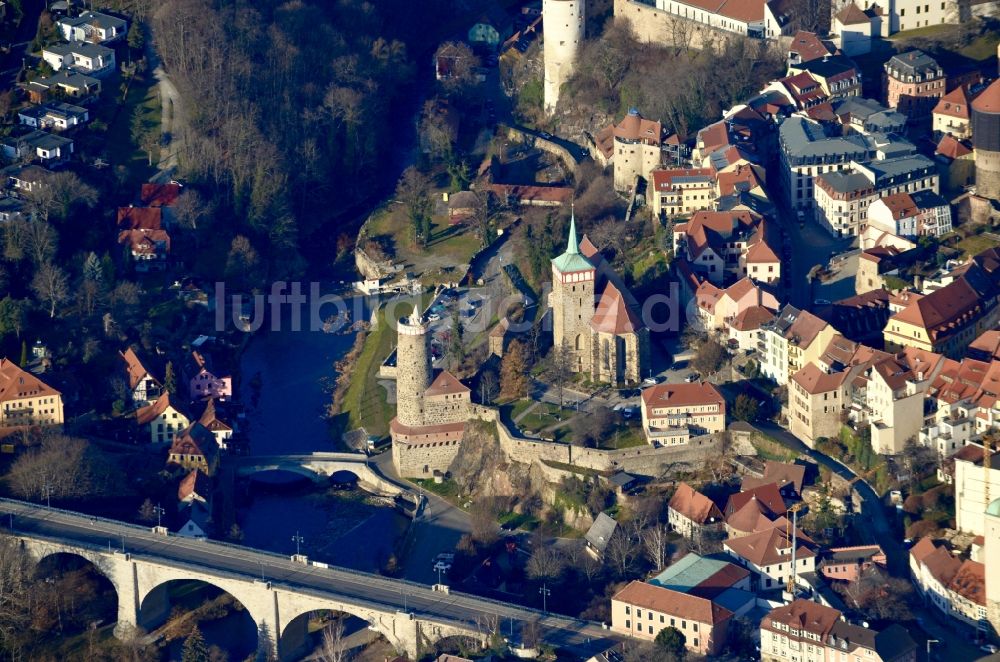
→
(449, 421, 532, 499)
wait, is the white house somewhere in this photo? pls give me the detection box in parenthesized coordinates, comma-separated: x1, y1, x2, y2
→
(18, 101, 89, 131)
(56, 11, 128, 43)
(41, 41, 115, 76)
(0, 130, 73, 163)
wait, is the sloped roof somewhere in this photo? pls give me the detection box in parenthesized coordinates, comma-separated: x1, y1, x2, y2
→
(178, 469, 212, 502)
(613, 110, 662, 144)
(648, 552, 749, 597)
(613, 581, 733, 625)
(792, 362, 848, 395)
(763, 599, 840, 637)
(168, 422, 219, 464)
(836, 2, 870, 24)
(136, 392, 190, 426)
(933, 85, 973, 120)
(725, 482, 785, 517)
(730, 305, 775, 332)
(789, 31, 833, 59)
(0, 358, 61, 402)
(140, 183, 181, 207)
(972, 78, 1000, 114)
(585, 512, 619, 554)
(743, 461, 806, 494)
(551, 213, 594, 274)
(117, 206, 163, 231)
(425, 370, 470, 397)
(725, 525, 816, 567)
(198, 398, 232, 432)
(120, 347, 158, 391)
(936, 134, 973, 159)
(669, 482, 723, 526)
(590, 282, 643, 335)
(726, 498, 777, 534)
(642, 381, 725, 410)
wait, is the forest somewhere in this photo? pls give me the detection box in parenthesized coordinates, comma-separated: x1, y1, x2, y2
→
(144, 0, 484, 279)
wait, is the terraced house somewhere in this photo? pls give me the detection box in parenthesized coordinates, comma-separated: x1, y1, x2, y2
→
(883, 248, 1000, 357)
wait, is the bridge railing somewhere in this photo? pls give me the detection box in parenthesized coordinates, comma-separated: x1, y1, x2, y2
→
(0, 498, 599, 632)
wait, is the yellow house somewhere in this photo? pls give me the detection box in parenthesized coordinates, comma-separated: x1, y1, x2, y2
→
(0, 358, 63, 427)
(883, 258, 1000, 357)
(649, 168, 716, 217)
(136, 392, 191, 444)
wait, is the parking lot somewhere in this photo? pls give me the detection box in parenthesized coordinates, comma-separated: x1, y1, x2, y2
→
(424, 286, 494, 368)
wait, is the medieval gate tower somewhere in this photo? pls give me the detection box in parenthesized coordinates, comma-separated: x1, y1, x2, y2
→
(543, 0, 585, 114)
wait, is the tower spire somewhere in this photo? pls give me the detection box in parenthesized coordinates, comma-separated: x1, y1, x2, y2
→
(566, 205, 579, 254)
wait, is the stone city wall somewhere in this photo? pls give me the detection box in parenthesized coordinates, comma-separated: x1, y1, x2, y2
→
(469, 406, 723, 475)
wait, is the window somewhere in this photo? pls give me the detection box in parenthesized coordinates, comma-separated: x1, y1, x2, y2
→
(625, 620, 631, 629)
(648, 626, 653, 634)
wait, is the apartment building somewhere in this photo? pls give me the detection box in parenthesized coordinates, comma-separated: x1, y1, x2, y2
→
(673, 210, 781, 286)
(0, 358, 64, 428)
(864, 349, 944, 454)
(883, 250, 1000, 357)
(760, 599, 917, 662)
(787, 54, 863, 99)
(724, 522, 817, 590)
(867, 190, 953, 239)
(778, 116, 914, 210)
(920, 358, 1000, 463)
(832, 96, 907, 135)
(759, 305, 837, 386)
(933, 85, 974, 138)
(611, 581, 733, 656)
(640, 381, 726, 445)
(136, 392, 192, 445)
(649, 167, 716, 217)
(789, 362, 851, 445)
(884, 50, 945, 118)
(692, 277, 780, 333)
(812, 154, 939, 237)
(910, 537, 988, 633)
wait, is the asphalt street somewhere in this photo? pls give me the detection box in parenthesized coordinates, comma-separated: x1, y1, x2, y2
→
(0, 499, 619, 656)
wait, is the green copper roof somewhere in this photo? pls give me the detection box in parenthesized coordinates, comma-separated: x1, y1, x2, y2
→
(988, 498, 1000, 518)
(552, 210, 594, 274)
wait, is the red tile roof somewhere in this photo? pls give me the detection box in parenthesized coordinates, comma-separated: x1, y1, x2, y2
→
(725, 482, 785, 517)
(669, 482, 723, 526)
(178, 469, 211, 502)
(725, 525, 816, 567)
(613, 581, 734, 625)
(762, 599, 840, 637)
(730, 305, 775, 332)
(117, 206, 162, 231)
(590, 282, 643, 334)
(835, 3, 870, 24)
(934, 85, 973, 120)
(140, 183, 182, 207)
(972, 78, 1000, 114)
(136, 392, 189, 426)
(936, 134, 973, 159)
(792, 362, 848, 395)
(425, 370, 470, 397)
(0, 358, 60, 402)
(789, 31, 833, 59)
(641, 381, 725, 410)
(743, 461, 806, 494)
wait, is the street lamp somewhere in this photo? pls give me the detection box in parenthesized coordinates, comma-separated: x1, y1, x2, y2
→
(926, 639, 939, 660)
(435, 564, 444, 585)
(42, 482, 52, 508)
(153, 503, 165, 528)
(539, 584, 550, 613)
(292, 531, 304, 556)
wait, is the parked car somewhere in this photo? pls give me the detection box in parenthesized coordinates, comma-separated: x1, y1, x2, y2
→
(685, 373, 700, 383)
(642, 376, 661, 386)
(981, 644, 998, 654)
(427, 313, 441, 322)
(539, 131, 553, 139)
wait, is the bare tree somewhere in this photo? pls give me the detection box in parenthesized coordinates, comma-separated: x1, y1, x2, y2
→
(32, 261, 69, 318)
(172, 189, 210, 231)
(605, 529, 639, 577)
(479, 369, 499, 405)
(318, 617, 350, 662)
(547, 340, 574, 409)
(642, 523, 670, 572)
(526, 545, 566, 582)
(470, 498, 499, 546)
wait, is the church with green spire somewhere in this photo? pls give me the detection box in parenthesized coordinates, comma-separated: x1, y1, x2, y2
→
(549, 211, 648, 385)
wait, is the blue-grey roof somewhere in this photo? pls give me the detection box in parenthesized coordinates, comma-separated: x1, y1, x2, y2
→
(857, 154, 935, 187)
(818, 170, 873, 194)
(779, 116, 872, 163)
(45, 41, 113, 59)
(585, 512, 618, 553)
(649, 553, 731, 591)
(712, 587, 756, 614)
(59, 10, 127, 31)
(885, 49, 941, 78)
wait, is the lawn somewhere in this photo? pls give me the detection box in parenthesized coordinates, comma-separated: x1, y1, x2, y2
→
(342, 296, 427, 437)
(366, 204, 481, 285)
(516, 402, 575, 433)
(101, 70, 160, 191)
(956, 233, 1000, 258)
(600, 423, 647, 450)
(889, 23, 1000, 61)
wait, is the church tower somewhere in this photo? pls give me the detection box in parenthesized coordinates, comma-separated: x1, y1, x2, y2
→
(550, 211, 596, 373)
(394, 310, 431, 428)
(543, 0, 585, 114)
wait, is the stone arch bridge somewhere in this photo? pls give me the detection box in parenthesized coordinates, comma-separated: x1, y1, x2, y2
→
(235, 453, 411, 500)
(3, 499, 615, 660)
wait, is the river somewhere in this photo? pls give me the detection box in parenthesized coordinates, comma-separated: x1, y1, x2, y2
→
(238, 290, 371, 455)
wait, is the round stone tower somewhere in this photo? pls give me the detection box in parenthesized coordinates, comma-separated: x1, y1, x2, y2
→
(972, 78, 1000, 200)
(543, 0, 585, 114)
(394, 310, 431, 428)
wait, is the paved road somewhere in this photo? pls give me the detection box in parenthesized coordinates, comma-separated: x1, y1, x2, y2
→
(0, 499, 618, 657)
(754, 421, 906, 576)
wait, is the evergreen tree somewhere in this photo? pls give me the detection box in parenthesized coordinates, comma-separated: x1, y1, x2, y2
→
(19, 340, 27, 367)
(181, 626, 209, 662)
(654, 626, 686, 660)
(164, 361, 177, 394)
(449, 308, 464, 363)
(83, 252, 102, 283)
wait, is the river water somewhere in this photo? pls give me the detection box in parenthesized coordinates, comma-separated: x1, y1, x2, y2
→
(238, 290, 371, 455)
